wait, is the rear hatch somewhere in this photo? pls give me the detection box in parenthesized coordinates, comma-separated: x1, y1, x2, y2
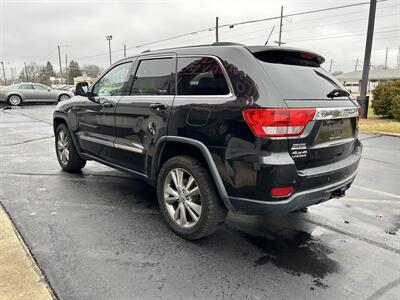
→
(251, 47, 359, 170)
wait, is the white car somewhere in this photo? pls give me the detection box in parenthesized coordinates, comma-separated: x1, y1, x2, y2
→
(0, 83, 74, 106)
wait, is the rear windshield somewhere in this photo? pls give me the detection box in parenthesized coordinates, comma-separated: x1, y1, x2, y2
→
(254, 51, 349, 100)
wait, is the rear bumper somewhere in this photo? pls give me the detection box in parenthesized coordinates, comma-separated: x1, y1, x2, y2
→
(228, 170, 357, 216)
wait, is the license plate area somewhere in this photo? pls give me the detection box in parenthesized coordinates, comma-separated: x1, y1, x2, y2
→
(315, 118, 353, 144)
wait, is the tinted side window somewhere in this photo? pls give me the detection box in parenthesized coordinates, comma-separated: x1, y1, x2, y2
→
(177, 57, 229, 96)
(19, 84, 33, 89)
(131, 58, 174, 95)
(93, 62, 132, 96)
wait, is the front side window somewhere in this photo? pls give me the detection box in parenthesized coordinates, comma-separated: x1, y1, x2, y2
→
(131, 58, 174, 95)
(33, 84, 48, 90)
(177, 57, 230, 96)
(93, 62, 132, 96)
(18, 84, 33, 90)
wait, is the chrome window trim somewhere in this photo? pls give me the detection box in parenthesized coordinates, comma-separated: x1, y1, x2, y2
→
(314, 107, 358, 120)
(174, 54, 235, 98)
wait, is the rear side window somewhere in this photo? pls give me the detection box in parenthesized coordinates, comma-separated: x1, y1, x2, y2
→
(33, 84, 48, 90)
(18, 84, 33, 89)
(177, 57, 230, 96)
(131, 58, 174, 95)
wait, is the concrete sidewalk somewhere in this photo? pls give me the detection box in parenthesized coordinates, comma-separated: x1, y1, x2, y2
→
(0, 206, 53, 300)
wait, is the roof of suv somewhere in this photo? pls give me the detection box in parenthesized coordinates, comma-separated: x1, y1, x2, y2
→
(129, 42, 325, 65)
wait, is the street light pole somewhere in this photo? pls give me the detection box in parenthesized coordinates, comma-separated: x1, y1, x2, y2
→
(65, 54, 68, 83)
(106, 35, 113, 65)
(58, 45, 63, 81)
(0, 61, 6, 84)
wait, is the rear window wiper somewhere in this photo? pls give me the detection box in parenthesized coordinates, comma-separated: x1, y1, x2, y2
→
(327, 88, 350, 99)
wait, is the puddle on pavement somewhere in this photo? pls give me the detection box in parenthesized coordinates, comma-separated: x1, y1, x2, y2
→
(238, 228, 339, 286)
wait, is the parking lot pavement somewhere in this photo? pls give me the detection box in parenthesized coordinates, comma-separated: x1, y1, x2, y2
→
(1, 105, 399, 300)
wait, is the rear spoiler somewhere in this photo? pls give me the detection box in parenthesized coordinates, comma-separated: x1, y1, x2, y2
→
(247, 46, 325, 67)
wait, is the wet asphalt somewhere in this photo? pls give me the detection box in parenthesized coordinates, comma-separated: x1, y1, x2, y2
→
(0, 104, 399, 300)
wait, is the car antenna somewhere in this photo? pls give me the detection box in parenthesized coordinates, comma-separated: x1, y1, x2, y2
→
(265, 25, 275, 45)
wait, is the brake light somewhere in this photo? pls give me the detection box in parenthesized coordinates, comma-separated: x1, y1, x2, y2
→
(271, 187, 293, 197)
(243, 108, 316, 137)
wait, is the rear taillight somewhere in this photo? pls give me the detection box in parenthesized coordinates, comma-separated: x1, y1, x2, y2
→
(243, 108, 316, 137)
(271, 187, 293, 197)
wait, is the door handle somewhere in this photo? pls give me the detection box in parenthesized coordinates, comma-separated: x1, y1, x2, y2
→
(101, 102, 114, 108)
(150, 103, 168, 110)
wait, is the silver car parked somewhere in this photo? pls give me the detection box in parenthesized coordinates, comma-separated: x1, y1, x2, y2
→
(0, 83, 74, 106)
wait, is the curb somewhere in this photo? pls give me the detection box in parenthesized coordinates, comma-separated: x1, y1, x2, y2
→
(0, 203, 57, 300)
(360, 131, 400, 137)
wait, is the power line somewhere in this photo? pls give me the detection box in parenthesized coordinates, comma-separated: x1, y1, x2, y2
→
(286, 28, 399, 43)
(284, 12, 397, 33)
(76, 0, 391, 60)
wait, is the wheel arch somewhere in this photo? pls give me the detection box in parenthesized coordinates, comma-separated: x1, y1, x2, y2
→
(53, 112, 83, 157)
(152, 136, 233, 211)
(7, 93, 23, 103)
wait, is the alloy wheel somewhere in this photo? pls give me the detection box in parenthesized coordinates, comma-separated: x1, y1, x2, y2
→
(59, 95, 70, 102)
(163, 168, 202, 228)
(8, 95, 21, 106)
(57, 130, 70, 165)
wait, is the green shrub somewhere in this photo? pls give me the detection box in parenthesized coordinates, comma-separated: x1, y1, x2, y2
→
(391, 95, 400, 121)
(372, 80, 400, 117)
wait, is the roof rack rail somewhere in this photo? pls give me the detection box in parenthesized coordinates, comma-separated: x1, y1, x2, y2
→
(211, 42, 244, 46)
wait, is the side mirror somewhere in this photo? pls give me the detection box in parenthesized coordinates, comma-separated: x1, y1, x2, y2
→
(75, 82, 89, 97)
(48, 88, 51, 92)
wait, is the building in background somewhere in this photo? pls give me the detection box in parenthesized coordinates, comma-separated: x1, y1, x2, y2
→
(336, 69, 400, 93)
(73, 74, 94, 85)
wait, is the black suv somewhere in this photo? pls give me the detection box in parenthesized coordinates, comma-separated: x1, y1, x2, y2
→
(53, 43, 362, 239)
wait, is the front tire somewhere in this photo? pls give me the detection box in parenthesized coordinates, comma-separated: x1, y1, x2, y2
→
(157, 155, 227, 240)
(55, 124, 86, 172)
(7, 95, 22, 106)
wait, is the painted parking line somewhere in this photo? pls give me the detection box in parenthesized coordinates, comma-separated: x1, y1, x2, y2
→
(352, 184, 400, 199)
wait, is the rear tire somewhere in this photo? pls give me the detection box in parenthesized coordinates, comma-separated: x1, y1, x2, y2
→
(58, 94, 70, 102)
(157, 155, 227, 240)
(55, 124, 86, 172)
(7, 95, 22, 106)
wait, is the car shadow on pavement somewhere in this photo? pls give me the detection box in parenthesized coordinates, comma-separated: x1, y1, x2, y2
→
(83, 171, 339, 289)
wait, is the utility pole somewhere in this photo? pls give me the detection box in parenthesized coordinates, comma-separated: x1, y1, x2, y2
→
(106, 35, 113, 65)
(278, 6, 283, 46)
(329, 59, 333, 72)
(215, 17, 219, 43)
(57, 45, 63, 81)
(358, 0, 377, 119)
(65, 54, 68, 84)
(124, 44, 127, 58)
(355, 58, 359, 71)
(0, 61, 6, 84)
(384, 47, 388, 69)
(24, 62, 28, 82)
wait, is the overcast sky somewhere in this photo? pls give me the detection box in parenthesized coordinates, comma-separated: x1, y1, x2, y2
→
(0, 0, 399, 79)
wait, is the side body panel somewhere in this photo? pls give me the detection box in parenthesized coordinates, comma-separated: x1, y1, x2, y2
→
(113, 55, 176, 173)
